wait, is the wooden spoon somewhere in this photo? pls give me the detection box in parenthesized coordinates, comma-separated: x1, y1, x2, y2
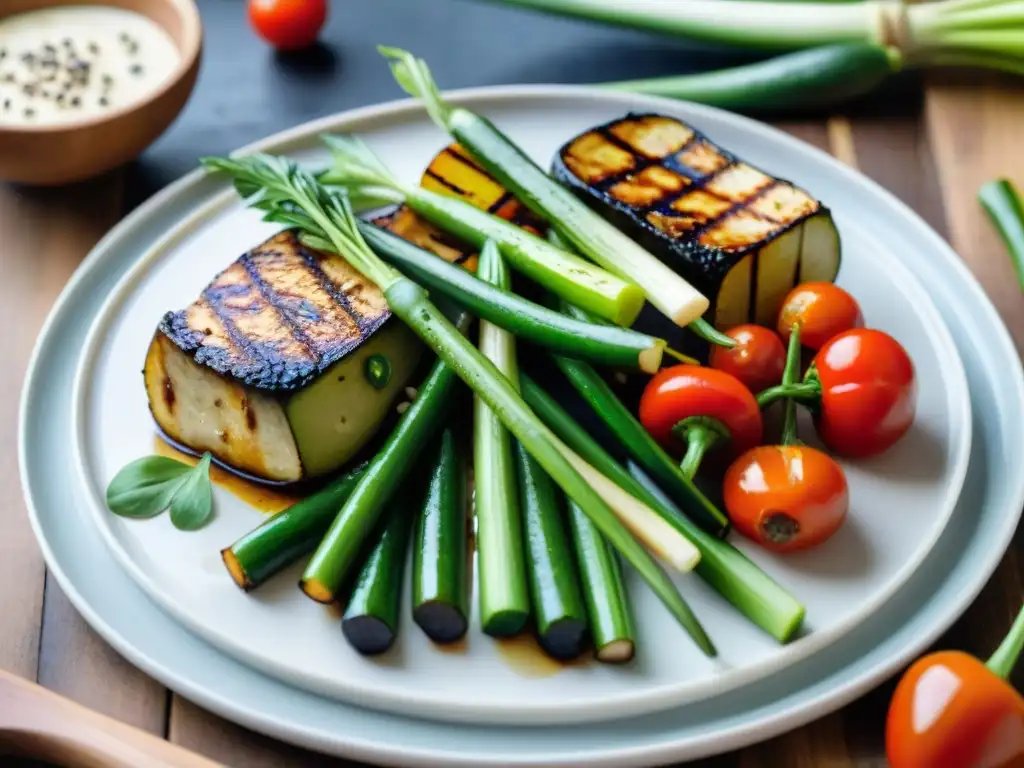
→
(0, 669, 223, 767)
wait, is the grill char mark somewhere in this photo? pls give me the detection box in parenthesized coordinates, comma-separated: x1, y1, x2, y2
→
(158, 230, 391, 392)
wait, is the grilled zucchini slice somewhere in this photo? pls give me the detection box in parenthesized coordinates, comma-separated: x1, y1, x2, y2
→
(144, 230, 423, 484)
(552, 113, 841, 329)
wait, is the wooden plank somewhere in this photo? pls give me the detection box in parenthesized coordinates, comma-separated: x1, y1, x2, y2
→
(36, 575, 167, 733)
(4, 172, 173, 736)
(0, 175, 120, 680)
(168, 697, 355, 767)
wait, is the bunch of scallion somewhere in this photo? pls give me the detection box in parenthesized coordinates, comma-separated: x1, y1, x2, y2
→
(462, 0, 1024, 111)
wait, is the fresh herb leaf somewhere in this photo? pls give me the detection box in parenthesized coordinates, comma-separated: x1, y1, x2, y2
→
(170, 452, 214, 531)
(106, 456, 193, 519)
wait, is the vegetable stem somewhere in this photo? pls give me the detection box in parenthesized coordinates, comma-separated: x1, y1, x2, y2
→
(205, 152, 710, 648)
(601, 44, 900, 112)
(475, 240, 530, 637)
(379, 46, 711, 327)
(673, 416, 729, 479)
(521, 374, 804, 643)
(985, 603, 1024, 679)
(322, 134, 644, 326)
(354, 223, 666, 371)
(780, 323, 803, 447)
(342, 500, 414, 656)
(551, 350, 731, 536)
(564, 499, 635, 663)
(221, 462, 368, 590)
(515, 441, 589, 659)
(412, 426, 470, 644)
(979, 178, 1024, 292)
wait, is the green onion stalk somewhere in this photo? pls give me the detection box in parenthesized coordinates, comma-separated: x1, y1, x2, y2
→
(466, 0, 1024, 78)
(201, 153, 714, 654)
(979, 178, 1024, 293)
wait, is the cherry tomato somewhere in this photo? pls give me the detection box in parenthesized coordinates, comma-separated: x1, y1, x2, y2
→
(723, 445, 848, 552)
(812, 328, 916, 458)
(639, 365, 763, 457)
(248, 0, 327, 51)
(777, 282, 863, 350)
(886, 651, 1024, 768)
(709, 324, 786, 395)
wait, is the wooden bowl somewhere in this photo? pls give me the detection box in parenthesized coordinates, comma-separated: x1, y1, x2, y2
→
(0, 0, 202, 186)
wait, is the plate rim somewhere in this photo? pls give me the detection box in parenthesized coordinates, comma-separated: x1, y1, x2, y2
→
(20, 84, 1024, 764)
(66, 88, 973, 724)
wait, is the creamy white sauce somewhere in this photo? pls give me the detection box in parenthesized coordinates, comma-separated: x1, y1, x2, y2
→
(0, 5, 180, 127)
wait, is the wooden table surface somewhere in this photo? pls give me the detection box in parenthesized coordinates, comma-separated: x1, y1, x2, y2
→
(2, 59, 1024, 768)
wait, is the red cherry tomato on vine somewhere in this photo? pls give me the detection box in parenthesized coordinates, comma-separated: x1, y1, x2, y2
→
(777, 282, 863, 350)
(248, 0, 327, 51)
(812, 328, 916, 458)
(639, 365, 763, 457)
(709, 324, 786, 395)
(723, 445, 848, 552)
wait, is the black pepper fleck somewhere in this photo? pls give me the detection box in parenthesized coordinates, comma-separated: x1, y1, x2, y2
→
(129, 63, 144, 76)
(23, 107, 34, 118)
(87, 42, 100, 56)
(98, 96, 109, 107)
(102, 73, 114, 87)
(55, 93, 65, 104)
(2, 99, 10, 111)
(118, 32, 129, 43)
(2, 73, 15, 83)
(70, 96, 81, 107)
(20, 52, 35, 66)
(21, 83, 35, 96)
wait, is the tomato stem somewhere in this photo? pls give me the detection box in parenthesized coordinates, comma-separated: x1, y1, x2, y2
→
(756, 382, 819, 408)
(985, 602, 1024, 680)
(780, 324, 802, 447)
(671, 415, 729, 479)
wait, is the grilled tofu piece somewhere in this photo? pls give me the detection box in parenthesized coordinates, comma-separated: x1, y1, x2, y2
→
(143, 230, 423, 484)
(552, 113, 841, 329)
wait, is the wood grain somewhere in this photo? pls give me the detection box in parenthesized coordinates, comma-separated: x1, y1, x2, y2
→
(168, 698, 352, 768)
(0, 174, 123, 681)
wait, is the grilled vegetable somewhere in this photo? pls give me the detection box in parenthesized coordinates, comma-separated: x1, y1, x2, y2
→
(515, 441, 588, 660)
(342, 501, 414, 655)
(356, 224, 667, 372)
(412, 426, 470, 644)
(323, 134, 644, 326)
(552, 113, 841, 330)
(222, 461, 368, 590)
(299, 308, 471, 604)
(144, 230, 423, 483)
(474, 239, 530, 637)
(379, 47, 712, 328)
(520, 373, 804, 643)
(564, 499, 635, 663)
(207, 153, 711, 651)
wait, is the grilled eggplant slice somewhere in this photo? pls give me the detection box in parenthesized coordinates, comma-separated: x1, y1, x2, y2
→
(143, 230, 423, 484)
(552, 113, 841, 329)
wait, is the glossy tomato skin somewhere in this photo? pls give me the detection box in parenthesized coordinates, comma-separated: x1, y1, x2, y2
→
(639, 365, 762, 455)
(813, 328, 916, 458)
(886, 651, 1024, 768)
(723, 445, 848, 552)
(708, 324, 786, 395)
(248, 0, 327, 50)
(778, 282, 864, 350)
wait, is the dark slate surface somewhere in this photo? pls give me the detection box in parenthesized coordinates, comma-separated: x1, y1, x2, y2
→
(124, 0, 918, 206)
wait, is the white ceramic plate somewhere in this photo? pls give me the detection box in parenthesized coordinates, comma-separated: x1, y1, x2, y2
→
(66, 90, 973, 726)
(21, 88, 1023, 764)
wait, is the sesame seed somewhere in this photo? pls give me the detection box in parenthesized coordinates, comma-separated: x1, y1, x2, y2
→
(404, 386, 418, 400)
(396, 402, 411, 415)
